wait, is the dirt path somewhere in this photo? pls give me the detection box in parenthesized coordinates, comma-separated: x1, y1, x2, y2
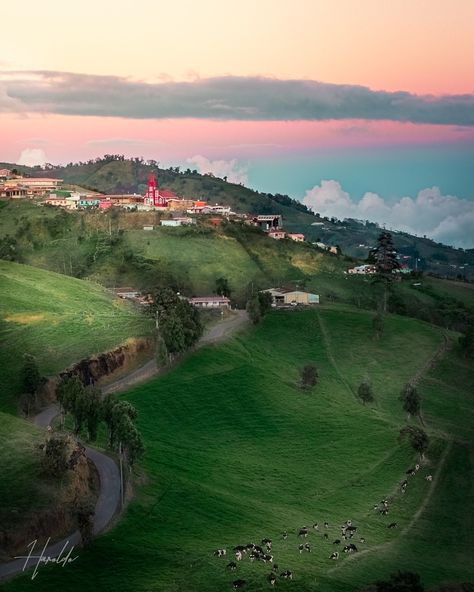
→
(328, 331, 453, 576)
(103, 309, 249, 395)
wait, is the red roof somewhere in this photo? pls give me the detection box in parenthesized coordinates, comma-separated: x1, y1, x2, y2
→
(159, 189, 178, 199)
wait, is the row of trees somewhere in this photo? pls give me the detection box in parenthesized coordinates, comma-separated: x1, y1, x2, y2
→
(246, 291, 273, 324)
(56, 376, 144, 466)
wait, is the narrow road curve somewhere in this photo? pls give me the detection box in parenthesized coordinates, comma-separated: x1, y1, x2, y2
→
(104, 309, 249, 395)
(0, 412, 121, 581)
(0, 309, 248, 581)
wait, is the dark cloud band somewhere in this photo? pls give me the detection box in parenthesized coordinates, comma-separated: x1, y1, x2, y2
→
(1, 71, 474, 125)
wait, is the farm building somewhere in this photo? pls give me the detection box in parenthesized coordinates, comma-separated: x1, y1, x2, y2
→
(287, 233, 305, 242)
(262, 288, 320, 306)
(251, 214, 283, 230)
(347, 264, 376, 275)
(160, 217, 195, 227)
(268, 230, 286, 239)
(188, 296, 231, 309)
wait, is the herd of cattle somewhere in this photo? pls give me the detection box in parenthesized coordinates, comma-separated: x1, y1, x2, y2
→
(213, 462, 434, 588)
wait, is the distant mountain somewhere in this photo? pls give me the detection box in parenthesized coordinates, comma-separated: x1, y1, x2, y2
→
(2, 156, 473, 278)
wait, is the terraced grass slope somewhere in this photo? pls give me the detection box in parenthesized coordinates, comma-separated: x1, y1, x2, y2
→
(4, 307, 472, 591)
(0, 260, 153, 411)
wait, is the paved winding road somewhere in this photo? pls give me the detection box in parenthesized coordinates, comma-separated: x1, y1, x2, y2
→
(104, 309, 249, 395)
(0, 309, 248, 581)
(0, 411, 121, 581)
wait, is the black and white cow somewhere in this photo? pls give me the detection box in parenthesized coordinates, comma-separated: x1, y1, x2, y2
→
(235, 551, 243, 562)
(313, 522, 319, 530)
(262, 554, 273, 563)
(343, 543, 358, 553)
(298, 527, 309, 538)
(333, 539, 341, 545)
(324, 522, 329, 529)
(232, 580, 247, 589)
(304, 543, 312, 553)
(388, 522, 398, 529)
(282, 531, 288, 540)
(330, 552, 339, 560)
(227, 562, 237, 571)
(280, 570, 293, 580)
(268, 573, 277, 586)
(425, 474, 433, 482)
(214, 549, 226, 557)
(261, 538, 272, 551)
(298, 544, 304, 554)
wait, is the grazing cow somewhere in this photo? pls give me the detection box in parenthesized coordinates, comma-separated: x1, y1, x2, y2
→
(262, 554, 273, 563)
(323, 533, 329, 539)
(227, 562, 237, 571)
(272, 564, 279, 573)
(330, 552, 339, 560)
(324, 522, 329, 529)
(249, 552, 259, 562)
(254, 545, 264, 554)
(214, 549, 226, 557)
(282, 531, 288, 540)
(406, 468, 416, 476)
(232, 580, 246, 589)
(304, 543, 311, 553)
(346, 520, 352, 527)
(298, 544, 304, 554)
(313, 522, 319, 530)
(343, 543, 358, 553)
(345, 525, 357, 533)
(415, 463, 420, 471)
(233, 545, 246, 553)
(262, 538, 272, 550)
(268, 573, 277, 586)
(425, 474, 433, 482)
(280, 570, 293, 580)
(381, 499, 389, 507)
(235, 551, 243, 561)
(298, 527, 309, 538)
(388, 522, 398, 529)
(379, 508, 389, 516)
(359, 537, 366, 543)
(246, 544, 255, 552)
(333, 539, 341, 545)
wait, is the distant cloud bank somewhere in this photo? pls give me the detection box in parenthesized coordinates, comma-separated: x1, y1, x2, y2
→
(1, 71, 473, 125)
(187, 155, 248, 185)
(303, 181, 474, 248)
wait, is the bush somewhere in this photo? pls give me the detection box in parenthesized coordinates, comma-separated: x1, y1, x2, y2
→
(300, 364, 319, 390)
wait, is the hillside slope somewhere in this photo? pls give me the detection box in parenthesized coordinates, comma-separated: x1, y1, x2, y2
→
(0, 260, 153, 411)
(2, 157, 472, 277)
(4, 307, 472, 591)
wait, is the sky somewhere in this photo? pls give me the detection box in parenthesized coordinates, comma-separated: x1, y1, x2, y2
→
(1, 0, 473, 246)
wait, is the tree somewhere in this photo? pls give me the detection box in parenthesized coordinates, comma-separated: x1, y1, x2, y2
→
(459, 323, 474, 358)
(20, 354, 43, 416)
(358, 379, 375, 404)
(246, 295, 261, 324)
(83, 386, 102, 441)
(42, 433, 71, 478)
(372, 571, 424, 592)
(102, 393, 119, 447)
(300, 364, 319, 390)
(150, 288, 202, 356)
(372, 312, 384, 339)
(215, 277, 231, 298)
(258, 291, 273, 315)
(370, 231, 400, 313)
(74, 496, 95, 546)
(399, 426, 429, 459)
(399, 383, 421, 420)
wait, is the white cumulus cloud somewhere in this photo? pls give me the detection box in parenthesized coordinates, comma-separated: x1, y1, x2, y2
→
(187, 154, 248, 185)
(17, 148, 47, 167)
(302, 180, 474, 248)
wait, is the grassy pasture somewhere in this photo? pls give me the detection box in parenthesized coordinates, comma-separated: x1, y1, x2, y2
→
(4, 307, 472, 591)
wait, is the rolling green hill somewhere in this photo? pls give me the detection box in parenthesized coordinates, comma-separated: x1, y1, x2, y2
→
(2, 157, 473, 278)
(3, 307, 472, 591)
(0, 260, 153, 411)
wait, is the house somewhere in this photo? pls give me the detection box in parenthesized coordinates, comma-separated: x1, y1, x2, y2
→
(0, 169, 11, 178)
(0, 184, 28, 198)
(268, 230, 286, 240)
(251, 214, 283, 230)
(44, 197, 69, 207)
(287, 233, 305, 242)
(78, 198, 101, 208)
(347, 264, 377, 275)
(115, 287, 141, 299)
(188, 296, 231, 309)
(262, 288, 320, 306)
(160, 217, 195, 227)
(99, 200, 114, 210)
